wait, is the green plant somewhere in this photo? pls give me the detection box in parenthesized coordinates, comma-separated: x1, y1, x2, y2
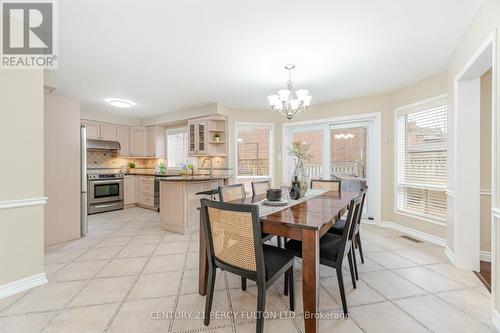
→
(127, 162, 136, 169)
(158, 162, 166, 173)
(287, 140, 311, 161)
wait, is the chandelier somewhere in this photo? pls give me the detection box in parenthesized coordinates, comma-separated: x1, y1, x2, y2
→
(267, 64, 312, 120)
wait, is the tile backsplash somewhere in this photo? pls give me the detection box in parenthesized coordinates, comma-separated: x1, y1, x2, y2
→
(87, 151, 164, 170)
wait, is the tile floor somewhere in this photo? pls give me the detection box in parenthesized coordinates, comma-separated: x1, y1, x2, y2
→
(0, 207, 494, 333)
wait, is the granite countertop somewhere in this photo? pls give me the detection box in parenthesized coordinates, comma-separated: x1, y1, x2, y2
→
(157, 175, 231, 182)
(125, 172, 176, 176)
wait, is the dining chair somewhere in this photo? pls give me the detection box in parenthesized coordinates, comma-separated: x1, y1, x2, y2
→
(218, 183, 276, 287)
(310, 179, 341, 192)
(219, 183, 246, 202)
(285, 195, 363, 315)
(329, 188, 367, 281)
(250, 180, 286, 248)
(251, 180, 271, 197)
(200, 199, 295, 333)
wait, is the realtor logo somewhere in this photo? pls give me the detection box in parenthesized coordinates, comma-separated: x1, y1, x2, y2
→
(1, 0, 57, 68)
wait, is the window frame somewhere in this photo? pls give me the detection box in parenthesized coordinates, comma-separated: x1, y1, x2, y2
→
(393, 94, 448, 226)
(166, 127, 188, 170)
(234, 122, 274, 181)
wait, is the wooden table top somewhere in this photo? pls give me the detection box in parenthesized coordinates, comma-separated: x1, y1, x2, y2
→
(230, 190, 359, 230)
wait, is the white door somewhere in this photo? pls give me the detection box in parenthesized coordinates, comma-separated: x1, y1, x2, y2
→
(283, 118, 379, 221)
(330, 121, 376, 219)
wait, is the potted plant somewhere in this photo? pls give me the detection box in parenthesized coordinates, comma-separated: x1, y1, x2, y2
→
(157, 162, 166, 174)
(287, 141, 311, 196)
(127, 161, 136, 173)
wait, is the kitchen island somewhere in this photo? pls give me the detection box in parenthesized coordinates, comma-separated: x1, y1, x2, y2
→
(158, 176, 229, 234)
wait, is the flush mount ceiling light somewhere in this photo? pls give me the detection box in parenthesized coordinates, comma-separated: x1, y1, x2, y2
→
(267, 64, 311, 120)
(106, 98, 135, 108)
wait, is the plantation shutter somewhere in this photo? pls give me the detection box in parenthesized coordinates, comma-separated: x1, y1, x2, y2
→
(395, 97, 447, 222)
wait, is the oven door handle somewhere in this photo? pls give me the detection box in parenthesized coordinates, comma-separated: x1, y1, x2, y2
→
(93, 203, 121, 209)
(90, 180, 123, 185)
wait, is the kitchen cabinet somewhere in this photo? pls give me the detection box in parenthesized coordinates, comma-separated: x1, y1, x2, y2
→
(188, 115, 227, 157)
(82, 120, 119, 141)
(83, 121, 101, 140)
(100, 124, 118, 141)
(130, 128, 147, 157)
(136, 175, 155, 209)
(117, 126, 130, 156)
(146, 126, 166, 158)
(124, 175, 136, 206)
(188, 119, 207, 155)
(188, 122, 196, 155)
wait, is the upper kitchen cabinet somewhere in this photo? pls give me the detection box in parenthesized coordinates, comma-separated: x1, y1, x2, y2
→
(146, 126, 166, 158)
(81, 120, 118, 141)
(82, 121, 101, 140)
(100, 124, 118, 141)
(188, 115, 227, 157)
(130, 127, 147, 157)
(117, 126, 130, 156)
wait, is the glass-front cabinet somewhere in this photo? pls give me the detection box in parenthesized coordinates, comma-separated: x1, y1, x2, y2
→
(198, 121, 206, 154)
(189, 123, 196, 154)
(187, 116, 227, 157)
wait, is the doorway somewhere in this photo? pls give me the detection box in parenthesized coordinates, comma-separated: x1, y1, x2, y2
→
(451, 31, 496, 276)
(282, 113, 381, 222)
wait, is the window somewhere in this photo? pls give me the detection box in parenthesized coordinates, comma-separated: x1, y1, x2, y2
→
(167, 128, 188, 168)
(330, 124, 368, 179)
(236, 123, 273, 178)
(291, 129, 324, 179)
(395, 97, 447, 223)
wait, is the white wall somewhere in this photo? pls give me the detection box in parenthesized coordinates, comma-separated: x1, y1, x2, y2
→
(445, 0, 500, 318)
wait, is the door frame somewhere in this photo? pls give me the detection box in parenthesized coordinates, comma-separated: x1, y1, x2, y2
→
(282, 112, 382, 224)
(450, 29, 497, 319)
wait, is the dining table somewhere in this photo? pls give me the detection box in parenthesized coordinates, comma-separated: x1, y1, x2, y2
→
(198, 189, 358, 333)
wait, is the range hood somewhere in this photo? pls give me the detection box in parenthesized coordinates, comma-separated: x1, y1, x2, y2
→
(86, 139, 121, 151)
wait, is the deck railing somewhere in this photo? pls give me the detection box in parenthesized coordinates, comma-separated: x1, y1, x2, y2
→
(302, 160, 365, 179)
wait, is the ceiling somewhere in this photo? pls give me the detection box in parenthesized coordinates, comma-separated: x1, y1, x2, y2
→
(57, 0, 484, 119)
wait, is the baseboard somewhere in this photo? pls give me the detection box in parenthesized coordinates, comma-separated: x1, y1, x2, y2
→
(491, 308, 500, 332)
(0, 273, 47, 299)
(480, 251, 492, 262)
(380, 220, 447, 247)
(445, 246, 456, 265)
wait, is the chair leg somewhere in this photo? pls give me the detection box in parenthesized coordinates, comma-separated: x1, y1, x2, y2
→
(347, 251, 357, 289)
(288, 267, 295, 312)
(241, 277, 247, 291)
(336, 266, 348, 316)
(352, 244, 359, 281)
(284, 270, 289, 296)
(357, 232, 365, 264)
(204, 266, 216, 326)
(277, 236, 283, 248)
(256, 284, 267, 333)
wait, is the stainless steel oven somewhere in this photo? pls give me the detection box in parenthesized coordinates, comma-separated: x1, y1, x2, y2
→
(88, 173, 124, 214)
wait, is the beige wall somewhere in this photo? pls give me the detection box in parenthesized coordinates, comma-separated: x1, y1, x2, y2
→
(44, 92, 82, 245)
(0, 70, 45, 286)
(480, 70, 492, 253)
(81, 108, 141, 127)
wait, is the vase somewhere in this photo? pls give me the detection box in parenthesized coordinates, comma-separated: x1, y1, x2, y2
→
(292, 159, 309, 196)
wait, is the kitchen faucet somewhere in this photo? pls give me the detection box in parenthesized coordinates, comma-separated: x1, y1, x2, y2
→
(201, 157, 213, 176)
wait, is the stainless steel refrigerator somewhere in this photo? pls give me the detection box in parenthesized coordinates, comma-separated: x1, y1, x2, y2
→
(81, 125, 88, 236)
